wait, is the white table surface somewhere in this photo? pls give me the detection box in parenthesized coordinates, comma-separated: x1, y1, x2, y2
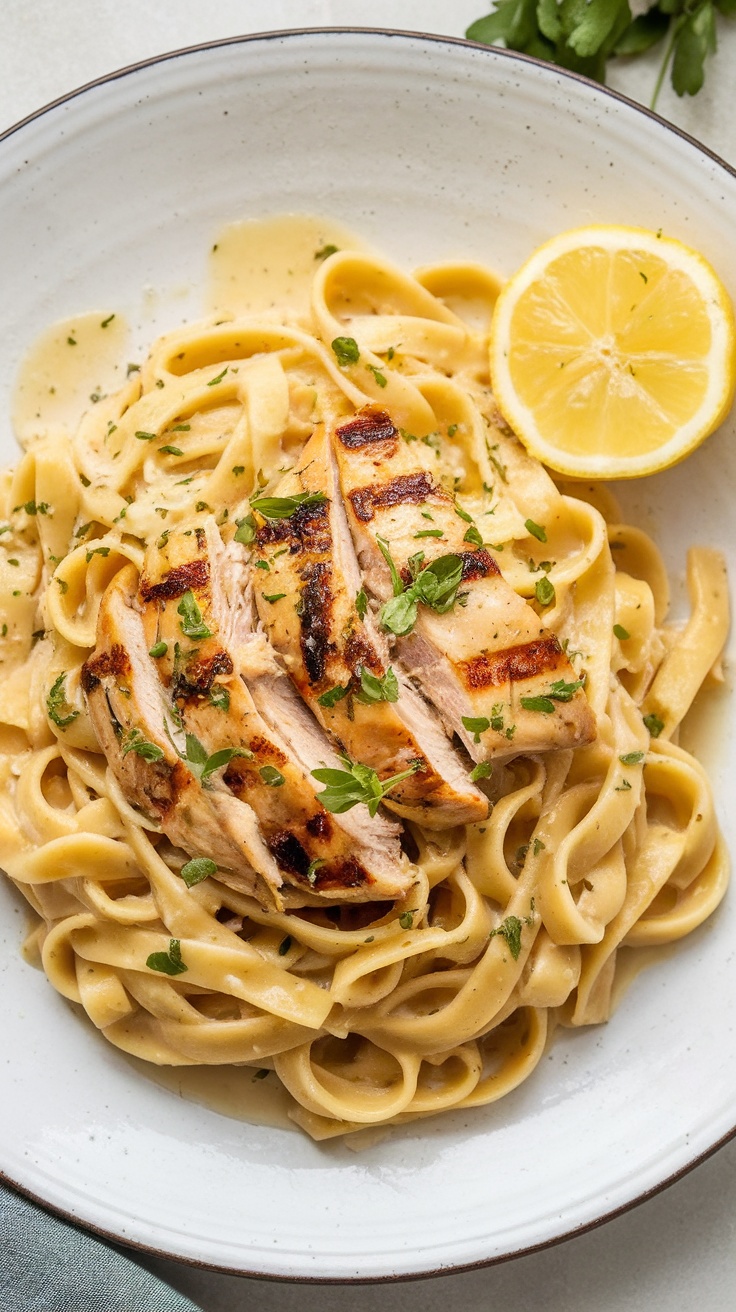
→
(3, 3, 736, 1309)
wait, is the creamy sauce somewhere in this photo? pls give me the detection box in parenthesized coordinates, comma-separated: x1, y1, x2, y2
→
(611, 942, 678, 1012)
(12, 311, 128, 448)
(208, 213, 367, 319)
(127, 1056, 297, 1131)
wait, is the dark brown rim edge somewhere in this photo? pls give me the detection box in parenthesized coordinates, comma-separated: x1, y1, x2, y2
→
(1, 23, 735, 1286)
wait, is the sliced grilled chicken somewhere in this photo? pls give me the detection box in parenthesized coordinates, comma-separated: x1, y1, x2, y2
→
(251, 425, 488, 827)
(330, 408, 596, 761)
(81, 564, 282, 908)
(136, 520, 408, 904)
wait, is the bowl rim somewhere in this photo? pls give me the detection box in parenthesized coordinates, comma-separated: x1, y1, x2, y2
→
(1, 24, 735, 1284)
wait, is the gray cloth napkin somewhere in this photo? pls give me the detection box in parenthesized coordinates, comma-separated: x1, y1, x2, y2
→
(1, 1181, 202, 1312)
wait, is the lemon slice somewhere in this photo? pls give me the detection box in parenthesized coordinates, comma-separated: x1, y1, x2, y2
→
(489, 225, 736, 479)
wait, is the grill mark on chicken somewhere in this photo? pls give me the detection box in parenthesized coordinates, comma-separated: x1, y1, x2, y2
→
(300, 560, 334, 683)
(343, 632, 383, 677)
(336, 409, 398, 451)
(172, 649, 233, 699)
(349, 471, 439, 523)
(81, 643, 130, 691)
(268, 829, 311, 877)
(306, 810, 333, 840)
(140, 557, 209, 602)
(256, 500, 331, 554)
(461, 637, 566, 690)
(460, 548, 501, 581)
(312, 857, 371, 891)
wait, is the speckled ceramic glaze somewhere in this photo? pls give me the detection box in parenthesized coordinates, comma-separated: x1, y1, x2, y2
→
(0, 30, 734, 1281)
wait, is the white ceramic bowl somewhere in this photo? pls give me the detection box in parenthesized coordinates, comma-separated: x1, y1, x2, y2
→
(0, 29, 735, 1281)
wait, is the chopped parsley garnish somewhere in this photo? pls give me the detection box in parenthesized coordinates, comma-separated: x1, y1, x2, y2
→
(643, 712, 665, 738)
(135, 431, 157, 442)
(414, 528, 444, 539)
(454, 501, 474, 524)
(46, 673, 79, 729)
(399, 910, 414, 929)
(146, 938, 187, 976)
(520, 695, 555, 714)
(250, 491, 326, 520)
(377, 537, 463, 636)
(149, 641, 168, 658)
(180, 857, 217, 888)
(620, 751, 645, 766)
(208, 684, 230, 712)
(489, 904, 535, 961)
(232, 465, 245, 476)
(366, 363, 387, 387)
(306, 858, 325, 885)
(177, 590, 212, 640)
(262, 592, 286, 604)
(56, 578, 69, 595)
(535, 576, 556, 607)
(259, 765, 285, 786)
(615, 778, 633, 792)
(355, 587, 368, 619)
(159, 445, 184, 456)
(86, 546, 110, 562)
(470, 761, 493, 782)
(207, 367, 228, 386)
(17, 500, 50, 516)
(100, 314, 115, 328)
(355, 665, 399, 705)
(525, 518, 547, 543)
(613, 623, 631, 640)
(464, 524, 483, 548)
(331, 336, 360, 366)
(278, 934, 293, 955)
(312, 756, 422, 817)
(314, 243, 339, 261)
(462, 715, 490, 743)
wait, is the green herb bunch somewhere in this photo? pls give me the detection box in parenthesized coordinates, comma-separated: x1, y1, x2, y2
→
(467, 0, 736, 108)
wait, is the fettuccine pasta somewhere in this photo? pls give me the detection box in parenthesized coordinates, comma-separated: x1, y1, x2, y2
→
(0, 227, 728, 1140)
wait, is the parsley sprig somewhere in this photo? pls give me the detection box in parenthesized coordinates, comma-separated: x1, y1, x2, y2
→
(377, 538, 463, 636)
(312, 756, 423, 816)
(467, 0, 735, 108)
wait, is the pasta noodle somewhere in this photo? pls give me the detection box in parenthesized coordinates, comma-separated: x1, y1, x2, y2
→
(0, 225, 729, 1141)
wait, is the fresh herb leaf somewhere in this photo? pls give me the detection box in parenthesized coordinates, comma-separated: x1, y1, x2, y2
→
(470, 760, 493, 782)
(207, 367, 228, 386)
(135, 431, 157, 442)
(355, 587, 368, 620)
(547, 678, 585, 701)
(180, 857, 217, 887)
(262, 592, 286, 604)
(234, 513, 256, 544)
(464, 524, 484, 548)
(643, 712, 665, 738)
(250, 491, 326, 520)
(520, 695, 555, 714)
(620, 751, 645, 765)
(331, 336, 360, 366)
(149, 641, 168, 658)
(613, 623, 631, 640)
(615, 778, 633, 791)
(525, 518, 547, 542)
(399, 910, 414, 929)
(317, 683, 351, 708)
(454, 501, 474, 523)
(122, 729, 165, 761)
(86, 546, 110, 562)
(378, 548, 464, 636)
(535, 576, 556, 607)
(46, 673, 79, 728)
(208, 684, 230, 712)
(366, 363, 388, 387)
(314, 243, 339, 261)
(177, 590, 212, 640)
(489, 906, 535, 961)
(259, 765, 286, 786)
(146, 938, 187, 975)
(462, 714, 491, 743)
(414, 528, 444, 539)
(199, 746, 252, 783)
(159, 445, 184, 456)
(312, 756, 422, 817)
(355, 665, 400, 705)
